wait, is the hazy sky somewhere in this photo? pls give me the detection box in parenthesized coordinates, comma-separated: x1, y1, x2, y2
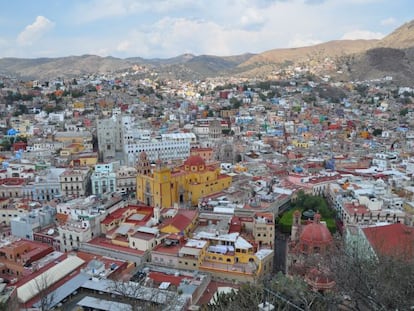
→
(0, 0, 412, 59)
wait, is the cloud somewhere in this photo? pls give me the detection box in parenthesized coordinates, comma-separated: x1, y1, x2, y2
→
(288, 35, 323, 48)
(304, 0, 326, 4)
(73, 0, 202, 23)
(239, 8, 266, 30)
(381, 17, 397, 26)
(341, 30, 384, 40)
(17, 16, 55, 46)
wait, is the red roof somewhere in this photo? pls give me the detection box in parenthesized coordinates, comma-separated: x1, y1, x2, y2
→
(184, 155, 205, 167)
(147, 271, 184, 287)
(160, 214, 192, 232)
(300, 214, 333, 247)
(363, 223, 414, 260)
(228, 216, 242, 233)
(344, 203, 370, 215)
(0, 178, 25, 186)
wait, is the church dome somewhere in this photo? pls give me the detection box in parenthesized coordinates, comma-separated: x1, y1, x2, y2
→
(184, 155, 205, 167)
(299, 214, 333, 249)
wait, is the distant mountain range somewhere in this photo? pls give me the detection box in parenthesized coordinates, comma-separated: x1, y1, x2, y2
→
(1, 19, 414, 82)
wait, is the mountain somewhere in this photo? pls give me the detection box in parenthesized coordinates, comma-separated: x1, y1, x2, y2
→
(1, 19, 414, 82)
(235, 19, 414, 82)
(378, 20, 414, 49)
(239, 39, 378, 67)
(0, 55, 133, 80)
(0, 53, 255, 80)
(347, 20, 414, 83)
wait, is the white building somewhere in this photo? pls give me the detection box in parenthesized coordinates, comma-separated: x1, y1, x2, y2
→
(124, 133, 196, 165)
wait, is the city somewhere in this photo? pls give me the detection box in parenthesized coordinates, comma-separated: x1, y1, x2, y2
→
(0, 2, 414, 311)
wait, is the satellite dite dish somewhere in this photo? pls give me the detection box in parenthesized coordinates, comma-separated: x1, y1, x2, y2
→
(47, 229, 55, 235)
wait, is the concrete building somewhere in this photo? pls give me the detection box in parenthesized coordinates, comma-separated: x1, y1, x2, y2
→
(23, 168, 65, 201)
(59, 168, 91, 198)
(96, 117, 123, 162)
(10, 206, 56, 240)
(124, 133, 196, 165)
(91, 162, 118, 196)
(116, 165, 137, 195)
(0, 178, 26, 198)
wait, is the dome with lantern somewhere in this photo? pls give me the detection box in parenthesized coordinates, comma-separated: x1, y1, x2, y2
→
(183, 155, 206, 172)
(299, 213, 333, 253)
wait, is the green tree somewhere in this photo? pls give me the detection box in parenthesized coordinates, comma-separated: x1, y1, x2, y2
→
(372, 128, 382, 136)
(0, 138, 12, 151)
(230, 97, 242, 109)
(399, 108, 409, 116)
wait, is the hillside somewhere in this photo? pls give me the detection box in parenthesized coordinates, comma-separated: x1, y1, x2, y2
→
(1, 19, 414, 82)
(347, 19, 414, 83)
(377, 20, 414, 49)
(239, 39, 378, 68)
(0, 55, 134, 80)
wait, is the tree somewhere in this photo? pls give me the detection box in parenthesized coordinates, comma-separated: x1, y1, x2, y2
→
(399, 108, 409, 116)
(108, 279, 184, 311)
(0, 138, 12, 151)
(293, 191, 334, 218)
(328, 239, 414, 311)
(372, 128, 382, 136)
(230, 97, 242, 109)
(202, 273, 332, 311)
(203, 283, 262, 311)
(30, 273, 56, 311)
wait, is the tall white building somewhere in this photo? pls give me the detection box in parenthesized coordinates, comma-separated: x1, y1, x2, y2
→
(124, 133, 196, 165)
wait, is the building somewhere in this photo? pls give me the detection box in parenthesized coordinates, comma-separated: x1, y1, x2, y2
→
(0, 238, 54, 284)
(287, 211, 335, 291)
(193, 230, 273, 283)
(136, 154, 232, 208)
(91, 162, 118, 195)
(56, 196, 120, 252)
(253, 212, 275, 249)
(22, 168, 65, 201)
(190, 147, 215, 163)
(11, 206, 56, 240)
(54, 131, 93, 146)
(96, 117, 123, 162)
(59, 168, 91, 198)
(125, 133, 195, 165)
(116, 165, 137, 195)
(0, 178, 26, 199)
(345, 223, 414, 261)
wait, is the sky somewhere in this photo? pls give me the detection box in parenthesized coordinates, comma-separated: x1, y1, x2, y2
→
(0, 0, 413, 59)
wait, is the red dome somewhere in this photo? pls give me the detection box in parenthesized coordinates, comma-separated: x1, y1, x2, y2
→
(305, 268, 335, 291)
(184, 155, 205, 167)
(299, 215, 333, 248)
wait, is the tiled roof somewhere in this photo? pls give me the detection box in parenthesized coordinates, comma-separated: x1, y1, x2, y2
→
(160, 214, 192, 232)
(363, 223, 414, 260)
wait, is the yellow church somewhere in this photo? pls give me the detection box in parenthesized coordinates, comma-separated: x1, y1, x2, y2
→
(136, 153, 232, 208)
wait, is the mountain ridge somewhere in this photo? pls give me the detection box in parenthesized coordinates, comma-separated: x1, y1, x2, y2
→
(1, 19, 414, 82)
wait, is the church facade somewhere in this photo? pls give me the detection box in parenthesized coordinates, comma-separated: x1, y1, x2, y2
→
(136, 153, 232, 209)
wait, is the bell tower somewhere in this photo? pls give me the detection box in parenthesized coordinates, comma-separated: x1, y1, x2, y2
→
(136, 151, 151, 176)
